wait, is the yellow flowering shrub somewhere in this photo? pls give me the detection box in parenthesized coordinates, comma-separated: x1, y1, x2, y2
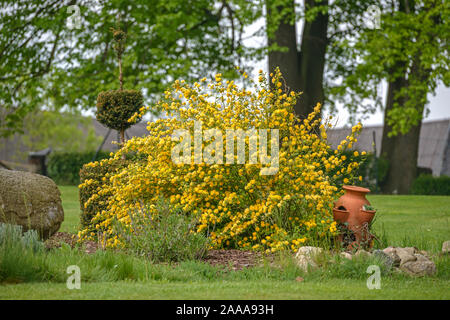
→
(78, 68, 363, 253)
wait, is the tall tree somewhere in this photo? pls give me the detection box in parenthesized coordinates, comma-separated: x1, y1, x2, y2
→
(0, 0, 260, 137)
(330, 0, 449, 194)
(379, 0, 446, 194)
(265, 0, 379, 119)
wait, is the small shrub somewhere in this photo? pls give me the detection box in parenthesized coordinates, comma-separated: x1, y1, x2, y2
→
(47, 151, 110, 185)
(0, 223, 47, 282)
(0, 223, 152, 283)
(113, 199, 210, 263)
(410, 174, 450, 195)
(0, 223, 44, 252)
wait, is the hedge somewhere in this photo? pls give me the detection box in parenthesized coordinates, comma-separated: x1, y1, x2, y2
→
(79, 158, 128, 229)
(47, 151, 110, 185)
(410, 174, 450, 195)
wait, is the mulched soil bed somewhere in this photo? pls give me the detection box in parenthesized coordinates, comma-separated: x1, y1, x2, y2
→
(203, 249, 267, 270)
(45, 232, 99, 254)
(45, 232, 272, 270)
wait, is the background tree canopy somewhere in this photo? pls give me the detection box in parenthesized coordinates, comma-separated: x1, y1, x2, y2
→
(0, 0, 262, 137)
(1, 0, 448, 194)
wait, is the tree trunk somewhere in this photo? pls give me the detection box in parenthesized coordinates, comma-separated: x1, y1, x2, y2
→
(267, 0, 301, 94)
(380, 53, 430, 194)
(267, 0, 328, 119)
(380, 120, 423, 194)
(297, 0, 328, 118)
(120, 128, 125, 146)
(379, 74, 407, 192)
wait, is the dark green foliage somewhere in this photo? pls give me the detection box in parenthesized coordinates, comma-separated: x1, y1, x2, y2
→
(410, 174, 450, 195)
(47, 151, 110, 185)
(1, 1, 254, 138)
(331, 150, 390, 193)
(79, 159, 128, 229)
(96, 90, 143, 131)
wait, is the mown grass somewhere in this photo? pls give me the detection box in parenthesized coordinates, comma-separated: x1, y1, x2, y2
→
(368, 195, 450, 252)
(1, 277, 448, 300)
(58, 186, 80, 234)
(0, 187, 449, 300)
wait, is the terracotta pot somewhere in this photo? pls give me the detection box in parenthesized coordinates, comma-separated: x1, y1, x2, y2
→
(333, 185, 376, 249)
(332, 208, 349, 224)
(359, 208, 376, 225)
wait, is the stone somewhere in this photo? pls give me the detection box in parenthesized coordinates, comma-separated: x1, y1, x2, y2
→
(340, 252, 353, 260)
(419, 250, 430, 258)
(442, 241, 450, 254)
(382, 246, 396, 254)
(400, 260, 436, 276)
(414, 254, 429, 262)
(393, 267, 403, 274)
(295, 246, 323, 272)
(373, 250, 394, 270)
(0, 170, 64, 240)
(395, 247, 417, 266)
(355, 249, 372, 258)
(402, 247, 418, 255)
(382, 247, 401, 267)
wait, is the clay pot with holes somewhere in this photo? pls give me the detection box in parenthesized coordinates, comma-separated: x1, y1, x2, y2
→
(333, 185, 376, 250)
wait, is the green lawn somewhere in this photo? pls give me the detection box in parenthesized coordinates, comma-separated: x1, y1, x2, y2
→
(1, 187, 449, 300)
(58, 186, 81, 234)
(1, 277, 448, 300)
(368, 195, 450, 252)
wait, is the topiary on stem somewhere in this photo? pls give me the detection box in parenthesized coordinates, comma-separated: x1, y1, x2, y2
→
(95, 16, 143, 147)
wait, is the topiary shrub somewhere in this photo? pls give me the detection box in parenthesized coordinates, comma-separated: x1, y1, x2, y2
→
(78, 21, 144, 240)
(47, 151, 110, 185)
(410, 174, 450, 195)
(95, 22, 144, 147)
(96, 89, 144, 132)
(78, 158, 128, 232)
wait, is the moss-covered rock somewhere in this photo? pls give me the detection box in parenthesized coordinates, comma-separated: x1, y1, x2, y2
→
(0, 169, 64, 239)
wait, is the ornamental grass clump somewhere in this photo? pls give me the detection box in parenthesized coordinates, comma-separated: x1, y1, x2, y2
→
(78, 68, 365, 253)
(113, 198, 209, 263)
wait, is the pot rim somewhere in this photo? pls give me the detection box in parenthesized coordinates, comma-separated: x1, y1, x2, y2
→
(360, 209, 376, 214)
(343, 185, 371, 194)
(333, 208, 349, 213)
